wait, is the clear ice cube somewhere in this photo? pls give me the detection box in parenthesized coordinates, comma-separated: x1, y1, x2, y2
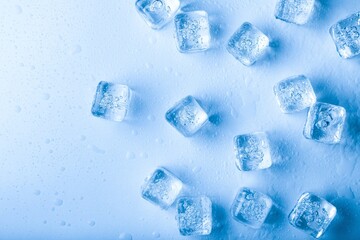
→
(231, 188, 273, 229)
(303, 102, 346, 144)
(329, 12, 360, 59)
(289, 192, 337, 239)
(233, 132, 272, 171)
(174, 11, 211, 53)
(141, 167, 183, 209)
(227, 22, 269, 66)
(177, 196, 212, 236)
(274, 75, 316, 113)
(91, 81, 131, 122)
(274, 0, 315, 25)
(165, 96, 208, 137)
(135, 0, 180, 29)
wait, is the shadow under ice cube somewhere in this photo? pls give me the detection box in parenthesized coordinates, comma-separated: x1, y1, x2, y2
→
(135, 0, 180, 29)
(231, 188, 273, 229)
(141, 167, 183, 209)
(174, 11, 211, 53)
(274, 0, 315, 25)
(274, 75, 316, 113)
(289, 193, 337, 239)
(177, 196, 212, 236)
(234, 132, 272, 171)
(91, 81, 131, 122)
(303, 102, 346, 144)
(165, 96, 208, 137)
(227, 22, 269, 66)
(330, 12, 360, 59)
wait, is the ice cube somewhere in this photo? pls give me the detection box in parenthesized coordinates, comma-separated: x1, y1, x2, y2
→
(91, 81, 131, 122)
(303, 102, 346, 144)
(141, 167, 183, 209)
(177, 196, 212, 236)
(233, 132, 272, 171)
(231, 188, 273, 229)
(274, 0, 315, 25)
(274, 75, 316, 113)
(329, 12, 360, 59)
(165, 96, 208, 137)
(289, 192, 337, 239)
(227, 22, 269, 66)
(135, 0, 180, 29)
(174, 11, 211, 53)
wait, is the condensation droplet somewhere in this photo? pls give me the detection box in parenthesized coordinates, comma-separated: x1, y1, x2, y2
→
(55, 199, 63, 206)
(34, 190, 41, 196)
(88, 220, 96, 227)
(119, 233, 132, 240)
(152, 231, 160, 238)
(15, 106, 22, 113)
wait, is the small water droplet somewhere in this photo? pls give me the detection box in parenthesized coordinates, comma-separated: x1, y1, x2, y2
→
(34, 190, 41, 196)
(15, 5, 22, 14)
(60, 220, 66, 226)
(119, 233, 132, 240)
(42, 93, 50, 100)
(152, 231, 160, 238)
(71, 45, 82, 55)
(80, 135, 86, 141)
(88, 220, 96, 227)
(15, 106, 22, 113)
(126, 152, 135, 159)
(45, 139, 50, 144)
(55, 199, 63, 206)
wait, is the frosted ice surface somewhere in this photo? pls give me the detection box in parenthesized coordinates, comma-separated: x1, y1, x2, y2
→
(330, 12, 360, 59)
(274, 0, 315, 25)
(233, 132, 272, 171)
(141, 168, 183, 209)
(177, 196, 212, 236)
(289, 193, 337, 239)
(231, 188, 273, 229)
(303, 102, 346, 144)
(227, 22, 269, 66)
(91, 81, 131, 122)
(174, 11, 211, 53)
(274, 75, 316, 113)
(165, 96, 208, 137)
(135, 0, 180, 29)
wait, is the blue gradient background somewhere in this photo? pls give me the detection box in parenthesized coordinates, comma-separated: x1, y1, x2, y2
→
(0, 0, 359, 239)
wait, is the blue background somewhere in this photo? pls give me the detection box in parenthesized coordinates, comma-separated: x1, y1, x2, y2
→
(0, 0, 359, 239)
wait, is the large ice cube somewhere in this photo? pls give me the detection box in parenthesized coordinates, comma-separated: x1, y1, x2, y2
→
(227, 22, 269, 66)
(91, 81, 131, 122)
(274, 75, 316, 113)
(135, 0, 180, 29)
(174, 11, 211, 53)
(231, 188, 273, 229)
(233, 132, 272, 171)
(303, 102, 346, 144)
(165, 96, 208, 137)
(141, 167, 183, 209)
(329, 12, 360, 59)
(274, 0, 315, 25)
(177, 196, 212, 236)
(288, 192, 337, 239)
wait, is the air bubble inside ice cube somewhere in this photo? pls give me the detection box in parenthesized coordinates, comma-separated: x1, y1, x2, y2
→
(231, 188, 273, 228)
(288, 192, 337, 238)
(233, 132, 272, 171)
(330, 12, 360, 59)
(177, 196, 212, 236)
(227, 22, 269, 66)
(135, 0, 180, 29)
(91, 81, 131, 122)
(165, 96, 208, 137)
(141, 168, 183, 209)
(274, 75, 316, 113)
(174, 11, 211, 53)
(274, 0, 315, 25)
(303, 102, 346, 144)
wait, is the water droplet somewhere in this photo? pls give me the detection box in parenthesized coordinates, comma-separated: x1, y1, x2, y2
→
(152, 232, 160, 238)
(42, 93, 50, 100)
(55, 199, 63, 206)
(34, 190, 41, 196)
(90, 145, 106, 154)
(15, 5, 22, 14)
(80, 135, 86, 141)
(45, 139, 50, 144)
(126, 152, 135, 159)
(119, 233, 132, 240)
(43, 220, 47, 224)
(71, 45, 82, 55)
(88, 220, 96, 227)
(60, 220, 66, 226)
(15, 106, 22, 113)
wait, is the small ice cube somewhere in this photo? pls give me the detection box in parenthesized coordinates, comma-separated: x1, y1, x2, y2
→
(274, 0, 315, 25)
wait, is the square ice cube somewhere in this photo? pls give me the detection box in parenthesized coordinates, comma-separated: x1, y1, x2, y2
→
(233, 132, 272, 171)
(289, 193, 337, 239)
(227, 22, 270, 66)
(135, 0, 180, 29)
(274, 0, 315, 25)
(274, 75, 316, 113)
(303, 102, 346, 144)
(174, 11, 211, 53)
(177, 196, 212, 236)
(329, 12, 360, 59)
(165, 96, 208, 137)
(231, 188, 273, 229)
(141, 167, 183, 209)
(91, 81, 131, 122)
